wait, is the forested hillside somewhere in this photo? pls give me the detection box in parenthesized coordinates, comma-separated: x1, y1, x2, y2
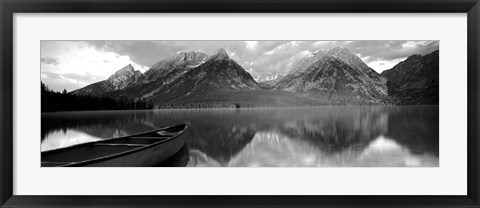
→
(42, 82, 153, 112)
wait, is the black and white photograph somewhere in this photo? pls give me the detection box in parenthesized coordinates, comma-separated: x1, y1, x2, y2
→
(40, 40, 439, 167)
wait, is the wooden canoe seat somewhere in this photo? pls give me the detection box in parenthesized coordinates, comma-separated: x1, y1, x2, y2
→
(130, 136, 168, 139)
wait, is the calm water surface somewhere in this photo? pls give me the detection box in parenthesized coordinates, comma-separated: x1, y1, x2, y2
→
(41, 106, 439, 167)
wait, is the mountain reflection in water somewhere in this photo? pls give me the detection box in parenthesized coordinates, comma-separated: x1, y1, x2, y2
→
(225, 132, 437, 167)
(41, 106, 439, 167)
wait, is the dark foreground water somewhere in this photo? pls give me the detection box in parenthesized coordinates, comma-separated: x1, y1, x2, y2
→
(41, 106, 439, 167)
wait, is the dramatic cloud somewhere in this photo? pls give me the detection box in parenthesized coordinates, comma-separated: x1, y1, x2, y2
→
(41, 40, 438, 92)
(40, 57, 60, 66)
(41, 41, 149, 91)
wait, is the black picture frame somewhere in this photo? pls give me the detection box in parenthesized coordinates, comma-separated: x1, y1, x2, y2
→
(1, 0, 479, 207)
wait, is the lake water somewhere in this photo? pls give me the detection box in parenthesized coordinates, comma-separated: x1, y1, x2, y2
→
(41, 106, 439, 167)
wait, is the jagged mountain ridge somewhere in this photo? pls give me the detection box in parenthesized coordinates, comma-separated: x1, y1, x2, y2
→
(143, 51, 208, 83)
(108, 64, 143, 90)
(255, 72, 286, 83)
(71, 64, 143, 97)
(286, 50, 327, 75)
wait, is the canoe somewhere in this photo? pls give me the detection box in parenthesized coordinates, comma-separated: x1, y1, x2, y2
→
(41, 123, 189, 167)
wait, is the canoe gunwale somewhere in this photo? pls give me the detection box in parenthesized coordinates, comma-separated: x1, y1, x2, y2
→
(41, 123, 189, 167)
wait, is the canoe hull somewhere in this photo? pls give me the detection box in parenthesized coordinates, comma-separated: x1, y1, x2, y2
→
(41, 124, 189, 167)
(78, 133, 186, 167)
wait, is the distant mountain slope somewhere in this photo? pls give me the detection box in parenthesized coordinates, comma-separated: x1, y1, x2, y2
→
(155, 89, 329, 109)
(281, 47, 385, 83)
(71, 64, 143, 97)
(381, 50, 439, 104)
(254, 72, 286, 85)
(142, 51, 208, 83)
(276, 48, 387, 104)
(326, 47, 384, 83)
(69, 47, 438, 108)
(287, 50, 328, 75)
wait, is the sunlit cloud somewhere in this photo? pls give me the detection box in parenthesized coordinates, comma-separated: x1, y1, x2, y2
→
(245, 41, 258, 50)
(360, 57, 408, 73)
(41, 41, 149, 91)
(41, 57, 60, 66)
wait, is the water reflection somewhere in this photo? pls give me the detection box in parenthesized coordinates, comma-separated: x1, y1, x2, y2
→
(41, 129, 102, 151)
(188, 131, 437, 167)
(42, 110, 155, 142)
(357, 136, 438, 167)
(41, 106, 439, 167)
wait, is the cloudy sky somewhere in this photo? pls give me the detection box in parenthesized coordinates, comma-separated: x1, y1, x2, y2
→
(41, 40, 439, 92)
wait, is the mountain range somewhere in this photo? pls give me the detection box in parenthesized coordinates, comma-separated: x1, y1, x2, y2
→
(71, 47, 439, 108)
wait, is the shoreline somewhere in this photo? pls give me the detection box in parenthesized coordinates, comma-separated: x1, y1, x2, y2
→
(41, 104, 440, 114)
